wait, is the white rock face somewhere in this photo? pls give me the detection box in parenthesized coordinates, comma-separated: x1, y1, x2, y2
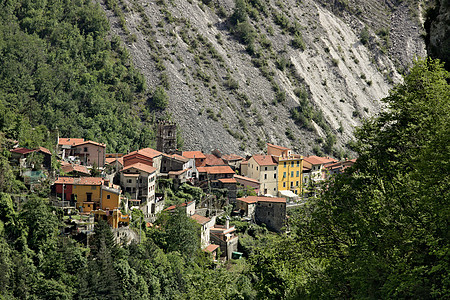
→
(101, 0, 426, 155)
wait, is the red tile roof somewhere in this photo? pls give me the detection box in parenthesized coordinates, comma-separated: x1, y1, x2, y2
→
(182, 151, 206, 159)
(222, 154, 244, 161)
(36, 147, 52, 155)
(168, 169, 189, 176)
(105, 157, 124, 166)
(234, 175, 260, 184)
(61, 164, 90, 175)
(252, 154, 277, 166)
(304, 156, 337, 166)
(237, 196, 286, 203)
(218, 178, 237, 184)
(74, 140, 106, 148)
(54, 177, 103, 185)
(202, 153, 226, 166)
(10, 147, 34, 155)
(124, 148, 162, 159)
(122, 162, 156, 174)
(191, 214, 211, 225)
(164, 200, 194, 211)
(197, 165, 235, 174)
(58, 138, 84, 146)
(203, 244, 220, 252)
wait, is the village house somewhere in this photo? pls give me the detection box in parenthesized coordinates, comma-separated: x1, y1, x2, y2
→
(105, 154, 124, 172)
(237, 196, 287, 232)
(245, 154, 278, 196)
(57, 138, 84, 160)
(197, 165, 235, 182)
(191, 214, 216, 249)
(60, 161, 90, 176)
(222, 154, 244, 171)
(266, 143, 292, 157)
(164, 200, 196, 216)
(122, 148, 163, 174)
(53, 176, 129, 228)
(210, 220, 239, 260)
(277, 154, 303, 199)
(182, 151, 206, 168)
(234, 175, 260, 194)
(9, 146, 52, 170)
(303, 156, 337, 183)
(119, 162, 162, 220)
(71, 140, 106, 167)
(324, 159, 356, 178)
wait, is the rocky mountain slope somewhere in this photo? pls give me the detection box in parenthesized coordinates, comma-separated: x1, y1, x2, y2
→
(100, 0, 427, 156)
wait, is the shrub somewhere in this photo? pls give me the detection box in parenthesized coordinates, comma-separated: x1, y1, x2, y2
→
(152, 86, 168, 109)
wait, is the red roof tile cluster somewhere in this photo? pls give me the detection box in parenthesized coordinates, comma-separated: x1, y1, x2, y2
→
(61, 164, 90, 175)
(10, 148, 34, 155)
(105, 157, 124, 166)
(58, 138, 84, 146)
(164, 200, 194, 211)
(252, 154, 277, 166)
(203, 244, 220, 252)
(234, 175, 260, 184)
(182, 151, 206, 159)
(124, 148, 162, 159)
(197, 165, 235, 174)
(304, 156, 337, 166)
(74, 140, 106, 148)
(191, 214, 211, 225)
(237, 196, 286, 203)
(10, 147, 52, 155)
(222, 154, 244, 161)
(54, 177, 103, 185)
(218, 178, 237, 184)
(122, 162, 156, 174)
(202, 153, 226, 166)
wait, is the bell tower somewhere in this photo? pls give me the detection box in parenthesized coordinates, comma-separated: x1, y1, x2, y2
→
(156, 121, 177, 154)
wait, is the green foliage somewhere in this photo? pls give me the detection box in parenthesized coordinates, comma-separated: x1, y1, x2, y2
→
(360, 25, 370, 45)
(0, 0, 153, 153)
(294, 58, 450, 298)
(152, 86, 169, 109)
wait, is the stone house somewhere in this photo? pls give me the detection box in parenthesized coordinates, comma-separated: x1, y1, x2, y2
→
(210, 221, 239, 260)
(254, 197, 286, 232)
(122, 148, 163, 174)
(246, 155, 278, 196)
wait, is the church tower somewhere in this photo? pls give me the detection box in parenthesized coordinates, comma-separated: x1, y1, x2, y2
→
(156, 121, 177, 154)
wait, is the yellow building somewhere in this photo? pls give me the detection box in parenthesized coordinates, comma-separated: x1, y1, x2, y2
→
(55, 177, 128, 228)
(277, 154, 304, 196)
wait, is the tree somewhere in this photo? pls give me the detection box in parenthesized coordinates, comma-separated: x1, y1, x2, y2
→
(152, 86, 168, 109)
(294, 58, 450, 298)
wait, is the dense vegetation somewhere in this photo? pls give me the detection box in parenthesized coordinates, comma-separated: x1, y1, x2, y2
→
(0, 0, 156, 153)
(1, 58, 448, 298)
(0, 0, 448, 297)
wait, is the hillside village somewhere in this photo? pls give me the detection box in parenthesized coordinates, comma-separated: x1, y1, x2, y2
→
(7, 120, 355, 261)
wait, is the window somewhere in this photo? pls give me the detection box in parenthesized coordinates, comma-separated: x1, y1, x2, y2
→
(291, 162, 294, 167)
(297, 161, 299, 167)
(265, 167, 267, 171)
(296, 181, 299, 186)
(296, 171, 299, 177)
(274, 166, 276, 170)
(274, 173, 276, 178)
(256, 166, 259, 171)
(290, 182, 294, 187)
(283, 182, 286, 187)
(107, 194, 111, 199)
(91, 186, 96, 190)
(291, 171, 294, 177)
(84, 147, 88, 152)
(283, 172, 286, 178)
(264, 174, 267, 180)
(127, 179, 132, 184)
(284, 162, 286, 167)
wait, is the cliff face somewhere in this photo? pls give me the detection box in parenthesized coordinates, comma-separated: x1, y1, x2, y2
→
(101, 0, 426, 156)
(426, 0, 450, 70)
